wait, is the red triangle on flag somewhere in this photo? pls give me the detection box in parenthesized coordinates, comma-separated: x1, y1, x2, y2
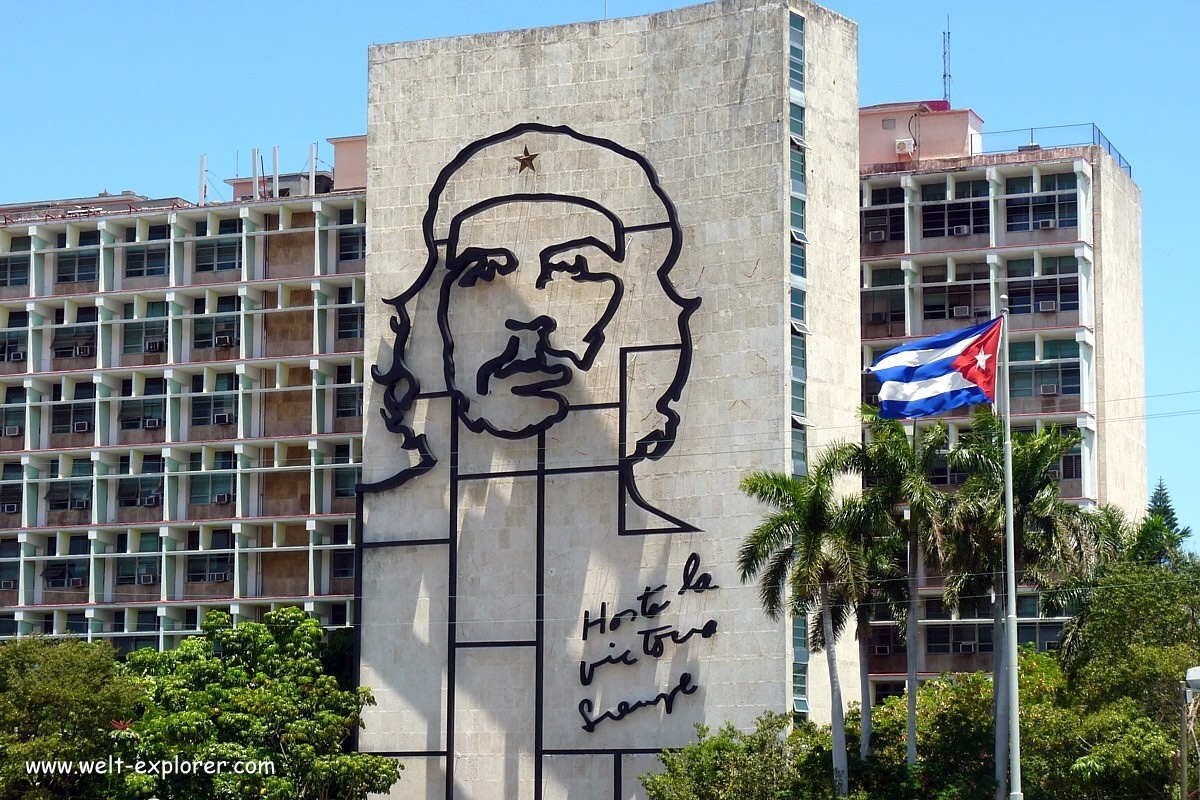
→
(950, 319, 1002, 402)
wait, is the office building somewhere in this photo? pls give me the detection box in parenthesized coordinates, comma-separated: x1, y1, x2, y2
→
(357, 0, 860, 796)
(0, 139, 368, 652)
(858, 100, 1145, 701)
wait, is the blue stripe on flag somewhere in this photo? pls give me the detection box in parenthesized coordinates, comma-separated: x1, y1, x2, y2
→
(870, 354, 963, 386)
(877, 385, 992, 420)
(870, 316, 1000, 361)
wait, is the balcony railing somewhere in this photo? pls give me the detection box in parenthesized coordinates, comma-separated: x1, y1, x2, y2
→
(970, 123, 1131, 177)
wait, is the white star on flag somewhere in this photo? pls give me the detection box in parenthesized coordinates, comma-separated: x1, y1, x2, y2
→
(974, 351, 991, 370)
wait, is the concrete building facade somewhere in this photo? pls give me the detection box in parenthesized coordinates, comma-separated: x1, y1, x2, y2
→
(357, 0, 859, 797)
(857, 101, 1146, 701)
(0, 139, 368, 651)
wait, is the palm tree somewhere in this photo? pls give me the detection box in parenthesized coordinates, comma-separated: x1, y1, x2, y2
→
(823, 408, 947, 767)
(944, 406, 1088, 800)
(808, 497, 904, 762)
(738, 468, 863, 796)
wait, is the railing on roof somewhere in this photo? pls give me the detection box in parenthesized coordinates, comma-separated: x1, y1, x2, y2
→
(1, 199, 193, 227)
(970, 123, 1131, 176)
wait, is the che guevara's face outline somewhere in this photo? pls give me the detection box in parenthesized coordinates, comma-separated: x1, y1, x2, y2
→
(436, 198, 628, 440)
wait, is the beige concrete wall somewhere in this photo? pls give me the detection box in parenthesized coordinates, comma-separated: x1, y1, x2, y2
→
(361, 0, 857, 795)
(794, 0, 861, 724)
(1092, 149, 1146, 517)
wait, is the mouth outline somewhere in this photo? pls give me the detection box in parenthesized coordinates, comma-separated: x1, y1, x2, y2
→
(476, 335, 573, 398)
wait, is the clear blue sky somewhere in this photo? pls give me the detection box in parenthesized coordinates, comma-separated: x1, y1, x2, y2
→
(0, 1, 1192, 528)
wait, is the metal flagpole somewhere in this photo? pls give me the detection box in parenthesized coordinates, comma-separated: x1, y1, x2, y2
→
(999, 301, 1023, 799)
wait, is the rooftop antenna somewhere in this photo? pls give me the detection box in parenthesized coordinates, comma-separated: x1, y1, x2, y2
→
(942, 15, 951, 106)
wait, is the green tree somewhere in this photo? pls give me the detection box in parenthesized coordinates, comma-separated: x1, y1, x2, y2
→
(823, 408, 947, 768)
(0, 638, 144, 800)
(1147, 477, 1189, 538)
(640, 712, 838, 800)
(738, 469, 864, 795)
(125, 608, 401, 800)
(943, 407, 1091, 798)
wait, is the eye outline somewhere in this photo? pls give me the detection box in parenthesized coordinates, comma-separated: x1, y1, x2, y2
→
(537, 237, 619, 289)
(453, 247, 517, 287)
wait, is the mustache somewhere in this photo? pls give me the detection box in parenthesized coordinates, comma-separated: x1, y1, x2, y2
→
(476, 336, 572, 396)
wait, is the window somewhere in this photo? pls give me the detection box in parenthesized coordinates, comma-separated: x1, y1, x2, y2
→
(0, 539, 18, 582)
(51, 400, 93, 435)
(871, 268, 904, 287)
(1005, 172, 1077, 231)
(790, 334, 806, 381)
(863, 203, 904, 242)
(790, 196, 805, 233)
(0, 255, 29, 287)
(193, 296, 239, 349)
(1042, 339, 1080, 360)
(1, 387, 23, 431)
(185, 529, 233, 582)
(119, 378, 166, 429)
(790, 142, 806, 196)
(331, 550, 354, 579)
(1010, 362, 1080, 398)
(125, 245, 169, 278)
(1042, 255, 1078, 275)
(788, 13, 804, 91)
(333, 445, 359, 498)
(1016, 595, 1039, 618)
(924, 598, 948, 619)
(191, 373, 237, 426)
(791, 423, 807, 477)
(1009, 341, 1035, 362)
(871, 187, 904, 206)
(922, 195, 988, 238)
(195, 236, 241, 271)
(47, 480, 91, 511)
(122, 302, 168, 354)
(338, 209, 366, 262)
(336, 287, 364, 339)
(790, 287, 805, 323)
(925, 625, 950, 654)
(790, 379, 806, 418)
(954, 179, 989, 199)
(188, 451, 235, 505)
(790, 242, 805, 279)
(55, 232, 99, 283)
(334, 364, 363, 419)
(789, 103, 804, 140)
(52, 307, 97, 358)
(1007, 274, 1079, 316)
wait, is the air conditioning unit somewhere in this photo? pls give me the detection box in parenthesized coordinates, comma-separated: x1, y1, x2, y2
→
(142, 418, 162, 429)
(213, 493, 231, 504)
(74, 345, 93, 357)
(69, 577, 84, 588)
(1048, 469, 1062, 481)
(138, 573, 158, 585)
(868, 311, 888, 324)
(7, 351, 25, 362)
(872, 645, 891, 656)
(959, 642, 977, 653)
(141, 495, 161, 507)
(209, 572, 229, 583)
(0, 579, 14, 590)
(212, 412, 232, 425)
(1036, 219, 1057, 230)
(2, 504, 18, 514)
(1039, 383, 1060, 397)
(73, 421, 90, 433)
(951, 225, 971, 236)
(867, 230, 886, 243)
(70, 498, 91, 510)
(3, 426, 20, 437)
(895, 138, 916, 155)
(214, 335, 233, 347)
(952, 305, 971, 318)
(1038, 300, 1058, 312)
(144, 340, 164, 353)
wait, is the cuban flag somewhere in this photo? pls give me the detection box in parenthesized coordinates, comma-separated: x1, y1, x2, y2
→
(867, 317, 1003, 419)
